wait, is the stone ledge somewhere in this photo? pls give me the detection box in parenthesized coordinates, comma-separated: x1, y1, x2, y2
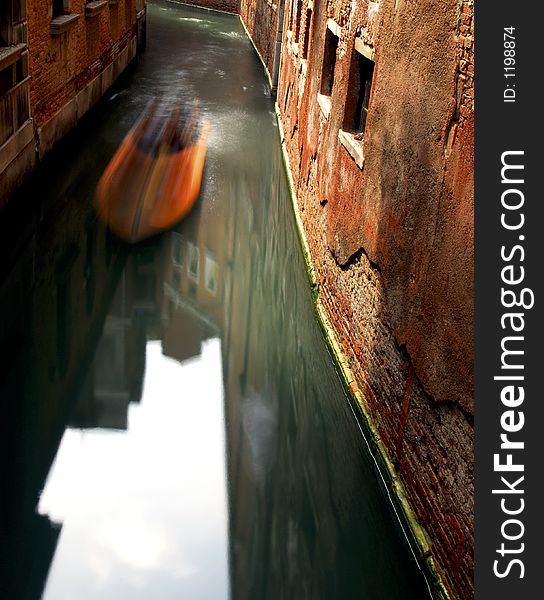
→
(338, 129, 364, 169)
(86, 1, 108, 17)
(354, 37, 375, 61)
(50, 14, 81, 36)
(0, 44, 27, 71)
(327, 18, 341, 38)
(316, 93, 331, 119)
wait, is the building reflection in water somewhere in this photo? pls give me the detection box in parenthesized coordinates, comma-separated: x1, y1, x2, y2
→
(0, 193, 127, 599)
(0, 121, 428, 599)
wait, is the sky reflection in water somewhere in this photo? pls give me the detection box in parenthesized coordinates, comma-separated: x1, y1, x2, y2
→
(39, 340, 228, 600)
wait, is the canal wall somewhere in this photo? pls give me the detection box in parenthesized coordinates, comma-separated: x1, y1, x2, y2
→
(239, 1, 279, 78)
(239, 0, 474, 599)
(0, 0, 147, 205)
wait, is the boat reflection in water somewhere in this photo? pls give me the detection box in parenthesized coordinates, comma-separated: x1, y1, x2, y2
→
(95, 100, 210, 243)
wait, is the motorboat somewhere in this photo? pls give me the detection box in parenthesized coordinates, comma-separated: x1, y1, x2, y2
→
(95, 100, 209, 242)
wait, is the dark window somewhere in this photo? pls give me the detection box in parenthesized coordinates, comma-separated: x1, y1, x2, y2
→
(302, 9, 312, 59)
(0, 3, 10, 45)
(0, 56, 27, 95)
(52, 0, 64, 17)
(15, 56, 24, 81)
(0, 66, 14, 96)
(1, 1, 25, 45)
(295, 0, 303, 39)
(320, 27, 338, 97)
(344, 50, 374, 136)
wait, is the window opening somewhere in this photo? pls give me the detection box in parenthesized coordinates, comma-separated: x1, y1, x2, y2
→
(295, 0, 303, 40)
(320, 26, 338, 97)
(302, 9, 312, 59)
(344, 50, 374, 138)
(52, 0, 65, 17)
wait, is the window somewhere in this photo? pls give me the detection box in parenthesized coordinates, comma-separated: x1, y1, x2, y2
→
(344, 48, 374, 137)
(171, 233, 184, 268)
(0, 3, 9, 45)
(1, 1, 25, 46)
(187, 242, 200, 283)
(317, 20, 340, 118)
(289, 0, 296, 31)
(50, 1, 80, 36)
(0, 49, 29, 145)
(0, 52, 27, 95)
(205, 252, 218, 295)
(302, 9, 312, 59)
(294, 0, 303, 40)
(320, 24, 338, 97)
(52, 0, 65, 17)
(339, 40, 375, 169)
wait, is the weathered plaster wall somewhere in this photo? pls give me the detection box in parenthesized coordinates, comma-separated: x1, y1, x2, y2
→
(241, 0, 474, 598)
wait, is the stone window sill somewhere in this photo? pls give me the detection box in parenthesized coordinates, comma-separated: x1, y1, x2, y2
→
(50, 14, 81, 36)
(86, 1, 109, 17)
(339, 129, 365, 169)
(327, 18, 342, 38)
(354, 37, 375, 60)
(0, 44, 26, 71)
(317, 93, 331, 119)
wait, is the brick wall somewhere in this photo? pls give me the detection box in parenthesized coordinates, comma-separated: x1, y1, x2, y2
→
(27, 0, 138, 127)
(239, 0, 280, 76)
(240, 0, 474, 598)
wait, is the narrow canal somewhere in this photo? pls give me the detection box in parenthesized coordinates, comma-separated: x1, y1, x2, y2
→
(0, 2, 430, 598)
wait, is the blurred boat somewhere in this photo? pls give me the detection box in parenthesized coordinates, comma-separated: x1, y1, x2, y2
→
(95, 101, 210, 242)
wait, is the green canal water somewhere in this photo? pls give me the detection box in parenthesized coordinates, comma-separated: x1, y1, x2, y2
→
(0, 2, 430, 598)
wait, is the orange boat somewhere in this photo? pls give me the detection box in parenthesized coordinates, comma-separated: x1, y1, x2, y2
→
(95, 101, 210, 242)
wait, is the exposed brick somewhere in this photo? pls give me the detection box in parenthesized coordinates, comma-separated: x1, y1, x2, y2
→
(27, 0, 139, 127)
